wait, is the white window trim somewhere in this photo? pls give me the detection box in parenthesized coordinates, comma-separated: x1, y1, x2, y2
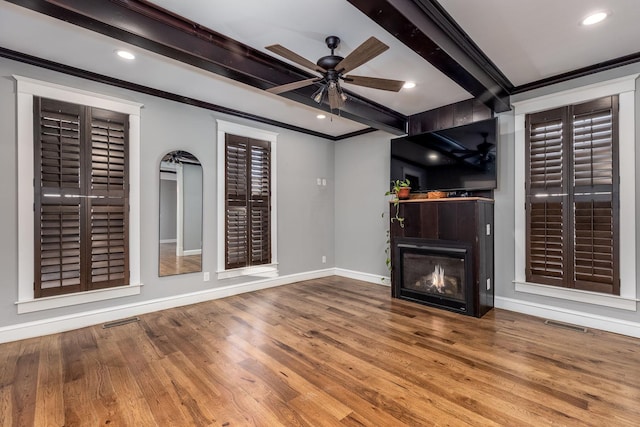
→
(512, 74, 639, 310)
(216, 120, 278, 280)
(14, 75, 143, 314)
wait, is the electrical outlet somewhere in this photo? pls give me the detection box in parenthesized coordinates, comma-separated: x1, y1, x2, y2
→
(316, 178, 322, 186)
(322, 178, 327, 186)
(322, 255, 326, 263)
(204, 272, 210, 282)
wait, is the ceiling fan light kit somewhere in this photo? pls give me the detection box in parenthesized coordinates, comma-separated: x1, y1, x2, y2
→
(312, 86, 325, 103)
(266, 35, 405, 112)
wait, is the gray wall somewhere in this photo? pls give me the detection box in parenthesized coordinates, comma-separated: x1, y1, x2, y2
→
(182, 163, 203, 252)
(492, 112, 516, 304)
(277, 131, 335, 274)
(0, 57, 334, 328)
(334, 131, 393, 279)
(159, 178, 177, 241)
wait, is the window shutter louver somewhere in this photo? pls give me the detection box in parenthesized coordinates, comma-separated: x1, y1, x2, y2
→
(34, 98, 129, 298)
(570, 97, 618, 293)
(573, 199, 615, 292)
(528, 114, 564, 191)
(526, 108, 567, 286)
(527, 201, 565, 285)
(35, 99, 83, 297)
(572, 110, 614, 188)
(226, 207, 248, 268)
(249, 140, 271, 264)
(225, 135, 249, 269)
(525, 96, 619, 294)
(38, 205, 82, 294)
(88, 109, 129, 289)
(225, 134, 271, 270)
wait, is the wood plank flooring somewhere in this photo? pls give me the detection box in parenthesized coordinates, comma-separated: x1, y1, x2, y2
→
(159, 242, 202, 276)
(1, 276, 639, 426)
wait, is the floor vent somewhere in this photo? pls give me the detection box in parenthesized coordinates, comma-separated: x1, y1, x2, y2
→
(103, 317, 140, 329)
(544, 319, 588, 333)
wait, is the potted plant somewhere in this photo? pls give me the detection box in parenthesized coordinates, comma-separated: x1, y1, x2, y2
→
(385, 178, 410, 226)
(388, 178, 411, 200)
(383, 179, 410, 272)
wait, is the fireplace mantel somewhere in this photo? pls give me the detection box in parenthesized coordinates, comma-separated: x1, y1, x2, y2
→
(393, 196, 494, 203)
(390, 198, 494, 317)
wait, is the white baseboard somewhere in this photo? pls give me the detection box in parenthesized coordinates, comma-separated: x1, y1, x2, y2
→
(182, 249, 202, 256)
(0, 268, 334, 344)
(495, 296, 640, 338)
(334, 268, 390, 286)
(159, 239, 176, 244)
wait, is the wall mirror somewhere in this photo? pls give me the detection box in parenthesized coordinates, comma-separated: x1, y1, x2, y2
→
(159, 151, 203, 276)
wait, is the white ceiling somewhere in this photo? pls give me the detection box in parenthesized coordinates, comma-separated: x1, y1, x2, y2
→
(1, 0, 639, 138)
(439, 0, 640, 86)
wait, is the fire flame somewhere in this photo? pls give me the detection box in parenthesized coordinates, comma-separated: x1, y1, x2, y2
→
(431, 265, 445, 291)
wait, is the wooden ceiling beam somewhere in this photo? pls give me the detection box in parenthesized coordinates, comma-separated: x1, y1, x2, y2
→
(347, 0, 513, 113)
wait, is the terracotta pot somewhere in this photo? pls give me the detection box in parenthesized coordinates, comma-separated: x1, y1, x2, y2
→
(396, 187, 411, 200)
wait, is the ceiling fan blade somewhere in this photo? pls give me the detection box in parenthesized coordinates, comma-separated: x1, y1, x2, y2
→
(343, 75, 405, 92)
(335, 37, 389, 74)
(265, 44, 327, 73)
(457, 152, 480, 159)
(266, 78, 320, 94)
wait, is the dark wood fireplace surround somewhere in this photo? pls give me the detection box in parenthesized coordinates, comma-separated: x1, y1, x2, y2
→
(390, 197, 494, 317)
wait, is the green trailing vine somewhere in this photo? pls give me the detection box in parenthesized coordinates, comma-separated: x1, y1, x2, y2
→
(383, 179, 409, 272)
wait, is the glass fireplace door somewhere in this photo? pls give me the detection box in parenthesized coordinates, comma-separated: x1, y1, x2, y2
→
(395, 240, 473, 314)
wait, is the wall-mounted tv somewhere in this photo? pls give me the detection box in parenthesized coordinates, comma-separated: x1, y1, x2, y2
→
(390, 117, 497, 192)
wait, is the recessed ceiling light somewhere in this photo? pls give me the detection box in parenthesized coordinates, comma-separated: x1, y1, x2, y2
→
(316, 114, 326, 119)
(428, 153, 438, 160)
(581, 12, 608, 26)
(403, 81, 416, 89)
(116, 50, 135, 60)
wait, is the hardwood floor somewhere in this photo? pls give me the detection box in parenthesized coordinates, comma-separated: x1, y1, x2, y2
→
(159, 242, 202, 276)
(1, 276, 639, 426)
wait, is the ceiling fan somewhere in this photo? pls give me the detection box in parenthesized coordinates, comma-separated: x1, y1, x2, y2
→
(161, 150, 200, 165)
(265, 36, 405, 111)
(451, 132, 495, 164)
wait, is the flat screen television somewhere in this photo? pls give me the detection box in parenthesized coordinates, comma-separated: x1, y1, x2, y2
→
(390, 117, 497, 193)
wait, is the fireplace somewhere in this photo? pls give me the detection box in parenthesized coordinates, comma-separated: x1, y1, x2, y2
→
(393, 237, 475, 315)
(389, 198, 494, 317)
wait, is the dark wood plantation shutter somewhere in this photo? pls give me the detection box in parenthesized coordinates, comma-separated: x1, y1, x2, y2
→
(35, 98, 83, 297)
(526, 107, 566, 287)
(225, 134, 271, 269)
(34, 98, 129, 298)
(89, 108, 129, 289)
(525, 96, 619, 294)
(571, 97, 618, 293)
(225, 134, 248, 269)
(249, 141, 271, 264)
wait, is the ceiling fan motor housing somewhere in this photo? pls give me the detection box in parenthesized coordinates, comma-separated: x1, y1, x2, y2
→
(317, 35, 344, 72)
(317, 55, 344, 71)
